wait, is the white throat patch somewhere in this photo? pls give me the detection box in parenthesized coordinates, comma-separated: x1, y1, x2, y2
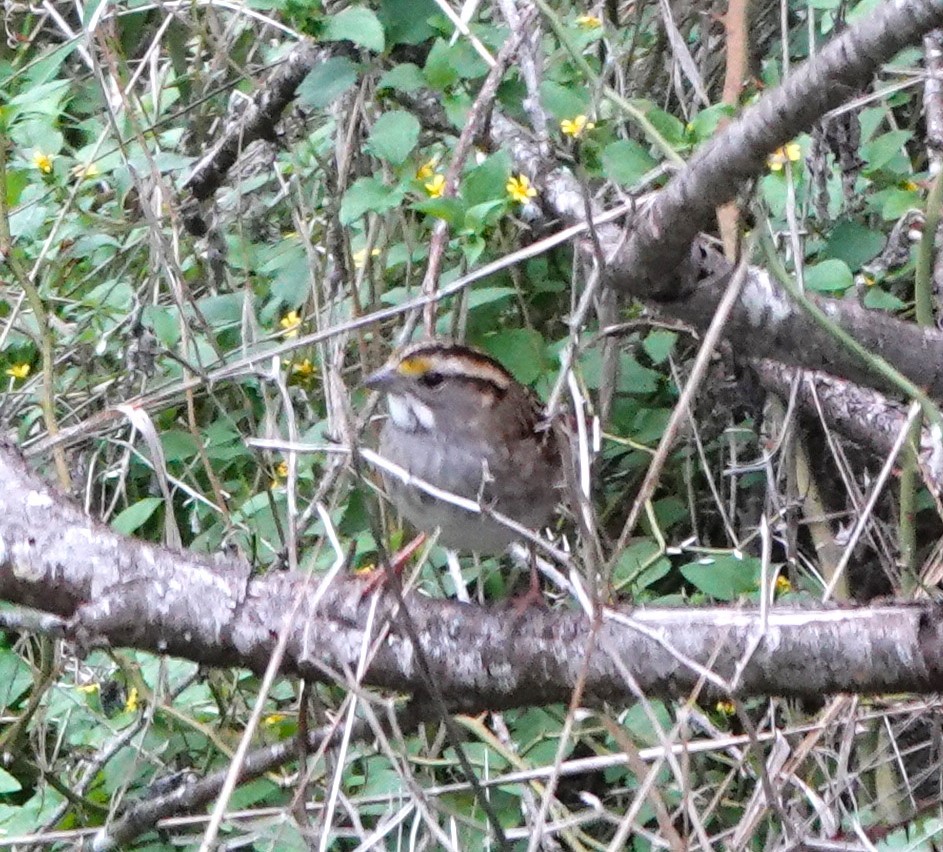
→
(387, 394, 436, 432)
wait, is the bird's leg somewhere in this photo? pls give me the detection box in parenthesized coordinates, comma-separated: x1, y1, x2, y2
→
(359, 532, 427, 597)
(510, 544, 546, 611)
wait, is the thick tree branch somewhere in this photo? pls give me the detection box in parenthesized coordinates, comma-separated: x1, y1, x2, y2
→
(751, 358, 943, 490)
(493, 116, 943, 409)
(3, 441, 943, 709)
(645, 254, 943, 402)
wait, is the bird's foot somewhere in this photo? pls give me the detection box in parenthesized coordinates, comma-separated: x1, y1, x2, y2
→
(358, 533, 427, 597)
(508, 562, 546, 613)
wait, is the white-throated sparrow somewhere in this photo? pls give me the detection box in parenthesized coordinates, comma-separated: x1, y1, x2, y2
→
(364, 340, 560, 556)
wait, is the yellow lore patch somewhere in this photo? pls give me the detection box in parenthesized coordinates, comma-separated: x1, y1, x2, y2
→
(397, 356, 432, 376)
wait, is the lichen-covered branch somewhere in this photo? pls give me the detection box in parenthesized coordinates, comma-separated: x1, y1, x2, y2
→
(3, 441, 943, 709)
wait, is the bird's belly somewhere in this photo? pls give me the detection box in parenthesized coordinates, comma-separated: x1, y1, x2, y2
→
(378, 428, 553, 554)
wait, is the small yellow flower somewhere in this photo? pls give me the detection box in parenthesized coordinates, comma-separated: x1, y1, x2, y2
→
(70, 161, 100, 180)
(5, 363, 30, 380)
(76, 683, 100, 694)
(291, 358, 316, 378)
(506, 174, 537, 204)
(263, 713, 287, 727)
(279, 310, 302, 339)
(774, 575, 792, 595)
(425, 174, 446, 198)
(352, 247, 381, 268)
(561, 115, 595, 138)
(270, 460, 289, 489)
(31, 150, 54, 174)
(576, 14, 602, 28)
(715, 699, 736, 716)
(416, 158, 437, 180)
(901, 180, 919, 191)
(768, 142, 802, 171)
(124, 687, 139, 713)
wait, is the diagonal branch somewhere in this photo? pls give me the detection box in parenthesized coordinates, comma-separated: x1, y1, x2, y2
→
(617, 0, 943, 297)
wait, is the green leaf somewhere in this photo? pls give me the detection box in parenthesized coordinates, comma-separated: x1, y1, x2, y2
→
(874, 187, 923, 220)
(863, 287, 906, 311)
(83, 280, 133, 312)
(861, 130, 912, 172)
(297, 56, 359, 109)
(81, 0, 106, 26)
(9, 196, 48, 241)
(613, 539, 668, 588)
(0, 791, 65, 836)
(442, 90, 471, 127)
(340, 177, 404, 224)
(820, 221, 885, 270)
(465, 287, 515, 308)
(424, 39, 488, 89)
(621, 701, 673, 746)
(377, 63, 426, 93)
(601, 140, 657, 186)
(229, 777, 282, 810)
(378, 0, 436, 46)
(653, 496, 686, 531)
(680, 554, 760, 600)
(526, 256, 567, 293)
(379, 286, 415, 306)
(366, 110, 420, 165)
(463, 199, 506, 232)
(480, 329, 546, 385)
(412, 196, 465, 225)
(635, 557, 672, 591)
(620, 354, 661, 394)
(461, 234, 486, 266)
(463, 151, 511, 206)
(0, 767, 19, 796)
(646, 108, 686, 147)
(423, 39, 459, 89)
(686, 103, 736, 141)
(204, 422, 246, 462)
(112, 497, 163, 535)
(9, 80, 70, 116)
(160, 430, 200, 463)
(643, 329, 677, 364)
(19, 42, 74, 87)
(578, 350, 660, 394)
(858, 106, 886, 143)
(322, 7, 385, 53)
(153, 151, 194, 173)
(760, 172, 789, 217)
(196, 293, 243, 328)
(804, 258, 853, 293)
(269, 243, 311, 306)
(0, 652, 34, 711)
(539, 81, 588, 120)
(143, 305, 180, 348)
(847, 0, 886, 23)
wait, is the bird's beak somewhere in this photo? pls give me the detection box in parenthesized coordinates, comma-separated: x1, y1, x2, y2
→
(363, 365, 395, 390)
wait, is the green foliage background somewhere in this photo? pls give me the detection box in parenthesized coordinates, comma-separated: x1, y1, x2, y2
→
(0, 0, 939, 847)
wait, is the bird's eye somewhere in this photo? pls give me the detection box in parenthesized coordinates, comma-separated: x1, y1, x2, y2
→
(419, 370, 444, 388)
